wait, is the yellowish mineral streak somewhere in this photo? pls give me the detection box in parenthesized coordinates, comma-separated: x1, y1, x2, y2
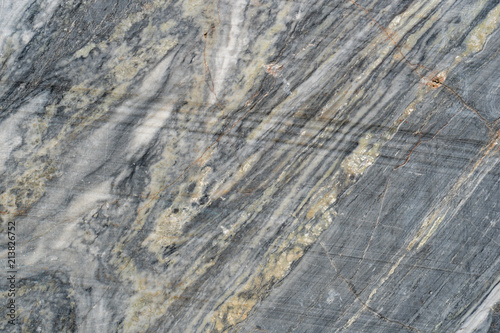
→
(407, 212, 446, 251)
(128, 2, 306, 316)
(142, 165, 212, 255)
(333, 96, 427, 323)
(305, 178, 339, 220)
(0, 0, 178, 226)
(338, 96, 435, 332)
(195, 154, 326, 329)
(338, 0, 486, 328)
(206, 123, 390, 331)
(0, 5, 182, 331)
(395, 0, 449, 62)
(404, 0, 500, 256)
(462, 2, 500, 57)
(451, 1, 500, 69)
(0, 98, 60, 221)
(73, 42, 96, 59)
(343, 98, 498, 333)
(394, 0, 500, 273)
(108, 0, 500, 331)
(210, 211, 335, 332)
(114, 2, 248, 329)
(408, 130, 500, 251)
(204, 3, 453, 327)
(212, 151, 263, 198)
(229, 1, 294, 105)
(123, 148, 293, 332)
(342, 133, 381, 177)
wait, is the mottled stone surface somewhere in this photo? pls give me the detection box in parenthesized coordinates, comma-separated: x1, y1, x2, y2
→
(0, 0, 499, 332)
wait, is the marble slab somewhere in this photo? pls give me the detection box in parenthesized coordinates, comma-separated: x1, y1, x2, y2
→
(0, 0, 499, 332)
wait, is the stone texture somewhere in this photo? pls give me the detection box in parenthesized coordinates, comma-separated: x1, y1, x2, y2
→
(0, 0, 499, 332)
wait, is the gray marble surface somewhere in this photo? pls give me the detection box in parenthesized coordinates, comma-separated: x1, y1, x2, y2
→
(0, 0, 499, 332)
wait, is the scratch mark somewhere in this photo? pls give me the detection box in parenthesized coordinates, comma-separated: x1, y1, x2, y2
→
(347, 0, 493, 131)
(394, 132, 421, 170)
(358, 175, 391, 272)
(320, 242, 423, 333)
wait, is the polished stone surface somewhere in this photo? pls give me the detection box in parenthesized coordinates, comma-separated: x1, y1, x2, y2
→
(0, 0, 499, 332)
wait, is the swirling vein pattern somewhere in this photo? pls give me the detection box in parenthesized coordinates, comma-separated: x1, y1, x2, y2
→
(0, 0, 499, 332)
